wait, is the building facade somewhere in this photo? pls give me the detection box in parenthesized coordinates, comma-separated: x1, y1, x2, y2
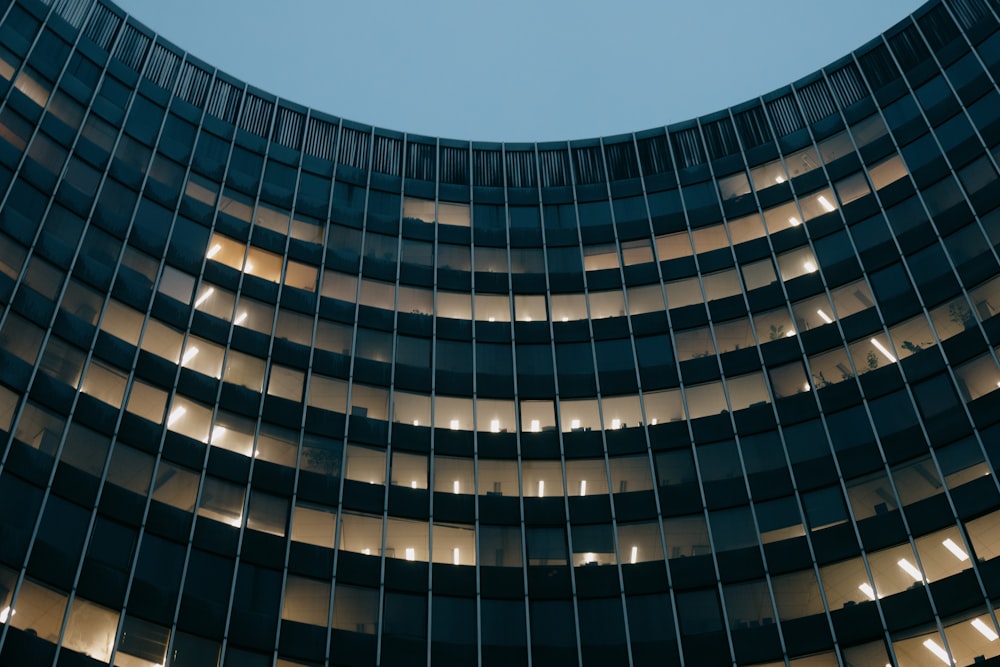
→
(0, 0, 998, 665)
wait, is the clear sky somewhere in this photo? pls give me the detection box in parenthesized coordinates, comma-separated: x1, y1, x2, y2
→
(113, 0, 926, 143)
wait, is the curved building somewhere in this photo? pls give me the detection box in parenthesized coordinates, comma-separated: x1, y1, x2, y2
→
(0, 0, 998, 665)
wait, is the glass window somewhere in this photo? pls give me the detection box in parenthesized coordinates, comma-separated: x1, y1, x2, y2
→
(292, 504, 336, 548)
(521, 460, 563, 498)
(565, 459, 608, 496)
(480, 525, 522, 567)
(345, 445, 386, 485)
(339, 512, 382, 557)
(385, 517, 428, 561)
(432, 523, 476, 565)
(433, 456, 474, 495)
(282, 575, 330, 627)
(478, 459, 518, 496)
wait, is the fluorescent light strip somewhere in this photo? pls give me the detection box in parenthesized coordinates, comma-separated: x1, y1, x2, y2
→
(580, 480, 587, 497)
(167, 406, 186, 427)
(453, 480, 460, 494)
(630, 545, 638, 564)
(490, 418, 500, 433)
(538, 480, 545, 498)
(818, 195, 836, 212)
(453, 547, 461, 565)
(897, 558, 923, 581)
(181, 346, 199, 366)
(871, 338, 897, 363)
(858, 583, 876, 600)
(816, 309, 833, 324)
(972, 618, 999, 641)
(804, 260, 817, 273)
(922, 638, 951, 665)
(206, 243, 222, 259)
(788, 216, 801, 226)
(942, 538, 969, 561)
(194, 287, 214, 308)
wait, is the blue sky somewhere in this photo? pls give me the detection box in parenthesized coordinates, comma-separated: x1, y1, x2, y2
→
(114, 0, 925, 142)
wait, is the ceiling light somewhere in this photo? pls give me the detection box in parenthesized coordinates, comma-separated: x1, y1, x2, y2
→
(580, 480, 587, 496)
(922, 638, 951, 665)
(817, 309, 833, 324)
(450, 419, 459, 430)
(453, 547, 460, 565)
(538, 480, 545, 497)
(530, 419, 540, 432)
(942, 538, 969, 561)
(571, 419, 581, 429)
(405, 548, 415, 561)
(972, 618, 999, 641)
(630, 545, 638, 564)
(611, 418, 621, 430)
(804, 260, 817, 273)
(453, 480, 460, 494)
(858, 583, 876, 600)
(897, 558, 923, 581)
(234, 312, 248, 325)
(206, 243, 222, 259)
(167, 406, 186, 427)
(210, 425, 226, 442)
(775, 175, 785, 184)
(181, 346, 199, 366)
(490, 418, 500, 433)
(194, 287, 215, 308)
(818, 195, 836, 212)
(871, 338, 896, 363)
(789, 216, 801, 226)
